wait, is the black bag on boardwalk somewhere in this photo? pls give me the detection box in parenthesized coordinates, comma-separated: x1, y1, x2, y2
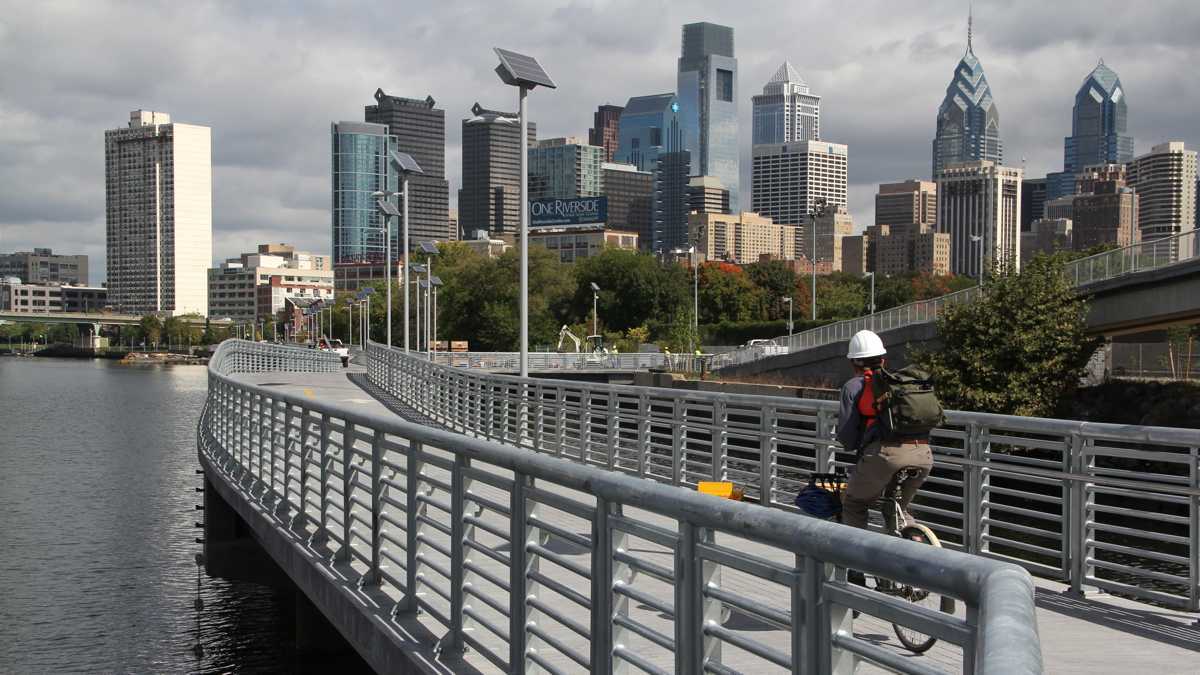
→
(870, 366, 945, 440)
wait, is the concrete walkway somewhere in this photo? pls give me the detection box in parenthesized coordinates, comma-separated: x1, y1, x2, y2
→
(233, 368, 1200, 674)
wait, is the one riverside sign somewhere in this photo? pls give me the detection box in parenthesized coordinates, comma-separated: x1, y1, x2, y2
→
(530, 196, 607, 227)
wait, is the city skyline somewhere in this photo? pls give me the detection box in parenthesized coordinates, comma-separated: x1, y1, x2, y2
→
(3, 1, 1199, 282)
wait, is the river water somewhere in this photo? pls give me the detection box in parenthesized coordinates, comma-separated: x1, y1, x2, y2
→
(0, 357, 367, 673)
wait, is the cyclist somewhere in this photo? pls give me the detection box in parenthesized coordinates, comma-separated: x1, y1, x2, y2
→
(835, 330, 933, 532)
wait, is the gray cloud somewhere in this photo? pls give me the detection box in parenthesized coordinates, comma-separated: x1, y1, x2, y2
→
(1, 0, 1197, 285)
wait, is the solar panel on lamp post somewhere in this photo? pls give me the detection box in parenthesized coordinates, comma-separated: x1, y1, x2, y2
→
(493, 47, 556, 378)
(374, 152, 423, 353)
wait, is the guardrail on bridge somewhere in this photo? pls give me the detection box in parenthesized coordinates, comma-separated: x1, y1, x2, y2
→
(369, 341, 1200, 615)
(199, 339, 1042, 673)
(712, 228, 1200, 371)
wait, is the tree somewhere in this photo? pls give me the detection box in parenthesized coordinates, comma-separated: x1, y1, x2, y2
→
(744, 259, 797, 320)
(140, 315, 163, 347)
(698, 262, 761, 324)
(572, 249, 689, 333)
(915, 255, 1101, 417)
(815, 273, 866, 320)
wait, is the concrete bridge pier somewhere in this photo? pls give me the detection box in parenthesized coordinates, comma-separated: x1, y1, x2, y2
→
(201, 476, 357, 660)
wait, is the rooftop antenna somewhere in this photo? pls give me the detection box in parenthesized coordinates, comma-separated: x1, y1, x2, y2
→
(967, 4, 974, 55)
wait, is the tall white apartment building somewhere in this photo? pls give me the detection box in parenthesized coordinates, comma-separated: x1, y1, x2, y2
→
(935, 160, 1023, 277)
(105, 110, 212, 315)
(751, 141, 848, 233)
(1127, 141, 1197, 242)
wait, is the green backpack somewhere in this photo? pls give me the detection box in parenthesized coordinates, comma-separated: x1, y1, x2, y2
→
(869, 366, 945, 439)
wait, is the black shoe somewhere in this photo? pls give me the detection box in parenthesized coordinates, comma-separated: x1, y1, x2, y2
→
(847, 570, 867, 587)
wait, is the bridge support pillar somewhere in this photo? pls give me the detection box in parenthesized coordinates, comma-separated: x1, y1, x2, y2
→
(293, 589, 354, 656)
(202, 475, 285, 586)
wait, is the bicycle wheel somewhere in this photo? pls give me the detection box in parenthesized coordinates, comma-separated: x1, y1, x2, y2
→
(891, 524, 955, 653)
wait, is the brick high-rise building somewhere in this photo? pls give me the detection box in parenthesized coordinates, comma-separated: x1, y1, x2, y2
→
(875, 180, 937, 229)
(588, 104, 623, 163)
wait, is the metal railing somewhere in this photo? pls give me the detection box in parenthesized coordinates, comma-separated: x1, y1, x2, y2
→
(208, 338, 341, 376)
(427, 350, 669, 371)
(714, 229, 1200, 371)
(200, 339, 1042, 674)
(369, 341, 1200, 614)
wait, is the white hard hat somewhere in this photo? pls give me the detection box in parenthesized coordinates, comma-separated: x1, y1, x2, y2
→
(847, 330, 886, 360)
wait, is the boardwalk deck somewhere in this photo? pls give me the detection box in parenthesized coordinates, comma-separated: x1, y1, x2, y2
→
(229, 367, 1200, 674)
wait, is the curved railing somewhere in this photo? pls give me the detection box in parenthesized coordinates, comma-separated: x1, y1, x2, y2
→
(369, 341, 1200, 615)
(714, 229, 1200, 370)
(198, 339, 1042, 674)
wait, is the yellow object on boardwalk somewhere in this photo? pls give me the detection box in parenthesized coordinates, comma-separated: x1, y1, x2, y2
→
(698, 481, 743, 501)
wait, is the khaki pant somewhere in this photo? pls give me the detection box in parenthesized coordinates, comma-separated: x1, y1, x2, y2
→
(842, 441, 933, 530)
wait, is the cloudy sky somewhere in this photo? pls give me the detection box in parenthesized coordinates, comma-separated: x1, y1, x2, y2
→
(2, 1, 1198, 284)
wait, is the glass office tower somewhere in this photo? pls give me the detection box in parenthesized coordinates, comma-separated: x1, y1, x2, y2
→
(931, 18, 1002, 178)
(1046, 61, 1134, 201)
(331, 121, 396, 265)
(677, 22, 739, 211)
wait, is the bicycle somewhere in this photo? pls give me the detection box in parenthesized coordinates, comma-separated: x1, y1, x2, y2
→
(798, 468, 955, 653)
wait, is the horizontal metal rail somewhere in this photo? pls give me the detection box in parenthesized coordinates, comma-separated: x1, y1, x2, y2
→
(369, 341, 1200, 615)
(713, 228, 1200, 370)
(427, 350, 669, 371)
(201, 340, 1043, 674)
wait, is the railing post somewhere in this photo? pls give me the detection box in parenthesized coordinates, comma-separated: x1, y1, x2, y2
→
(315, 413, 330, 543)
(815, 408, 834, 472)
(398, 440, 423, 613)
(964, 421, 984, 555)
(339, 421, 354, 562)
(591, 499, 623, 673)
(364, 429, 383, 586)
(1189, 446, 1199, 612)
(510, 473, 541, 671)
(606, 391, 619, 471)
(759, 405, 778, 506)
(801, 555, 854, 674)
(1066, 432, 1099, 596)
(441, 454, 471, 654)
(676, 523, 720, 673)
(637, 393, 650, 478)
(672, 398, 685, 486)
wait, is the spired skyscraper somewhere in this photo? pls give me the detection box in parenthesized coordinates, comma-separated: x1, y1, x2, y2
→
(932, 13, 1002, 178)
(677, 22, 739, 211)
(752, 61, 820, 145)
(1045, 61, 1134, 201)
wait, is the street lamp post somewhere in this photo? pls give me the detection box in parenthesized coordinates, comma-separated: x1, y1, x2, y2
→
(430, 275, 442, 358)
(411, 264, 426, 352)
(590, 282, 600, 336)
(809, 197, 828, 322)
(864, 272, 876, 330)
(493, 47, 556, 378)
(970, 234, 985, 282)
(419, 242, 439, 359)
(783, 296, 793, 336)
(374, 153, 422, 352)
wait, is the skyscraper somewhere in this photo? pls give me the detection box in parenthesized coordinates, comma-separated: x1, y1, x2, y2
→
(105, 110, 211, 315)
(678, 22, 740, 211)
(936, 160, 1023, 276)
(528, 137, 604, 200)
(686, 176, 730, 215)
(603, 162, 653, 248)
(364, 89, 451, 244)
(932, 13, 1002, 178)
(1127, 141, 1198, 243)
(1045, 61, 1134, 201)
(752, 61, 820, 145)
(875, 180, 937, 230)
(459, 103, 537, 235)
(588, 104, 623, 163)
(752, 141, 848, 232)
(1021, 178, 1047, 231)
(615, 94, 686, 252)
(330, 121, 396, 270)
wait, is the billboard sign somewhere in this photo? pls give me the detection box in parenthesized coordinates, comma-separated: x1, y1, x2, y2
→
(530, 197, 608, 227)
